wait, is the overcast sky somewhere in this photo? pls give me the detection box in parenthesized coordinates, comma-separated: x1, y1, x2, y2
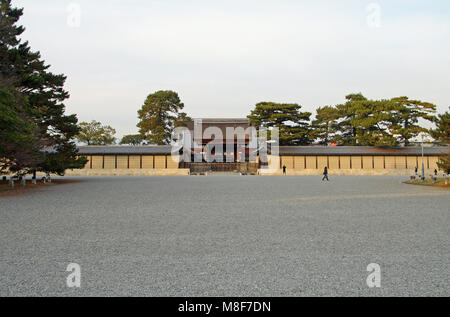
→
(13, 0, 450, 137)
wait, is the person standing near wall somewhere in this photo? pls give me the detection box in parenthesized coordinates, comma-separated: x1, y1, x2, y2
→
(283, 165, 287, 176)
(322, 167, 329, 181)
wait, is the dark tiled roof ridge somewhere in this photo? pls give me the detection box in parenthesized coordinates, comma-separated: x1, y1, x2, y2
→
(278, 145, 449, 156)
(78, 145, 171, 148)
(191, 118, 250, 122)
(76, 145, 449, 156)
(77, 145, 173, 155)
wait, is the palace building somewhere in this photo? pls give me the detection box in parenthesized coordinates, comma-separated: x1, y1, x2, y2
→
(182, 118, 257, 167)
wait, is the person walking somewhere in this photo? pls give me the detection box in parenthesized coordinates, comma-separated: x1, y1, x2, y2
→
(322, 166, 329, 181)
(415, 166, 418, 177)
(283, 165, 287, 176)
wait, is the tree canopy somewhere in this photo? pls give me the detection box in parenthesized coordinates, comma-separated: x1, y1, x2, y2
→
(0, 0, 86, 175)
(390, 97, 436, 146)
(76, 121, 116, 145)
(334, 94, 398, 146)
(431, 111, 450, 173)
(311, 106, 340, 145)
(137, 90, 189, 145)
(0, 88, 41, 174)
(247, 95, 444, 147)
(248, 102, 312, 146)
(311, 93, 438, 147)
(430, 111, 449, 146)
(120, 134, 146, 146)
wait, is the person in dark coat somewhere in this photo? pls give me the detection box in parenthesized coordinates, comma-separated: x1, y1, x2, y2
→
(283, 165, 287, 176)
(322, 167, 329, 181)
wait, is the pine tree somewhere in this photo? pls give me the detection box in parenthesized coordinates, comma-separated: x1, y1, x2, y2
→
(333, 94, 366, 145)
(430, 111, 450, 173)
(137, 90, 188, 145)
(0, 87, 42, 174)
(311, 106, 340, 145)
(334, 94, 398, 146)
(76, 121, 116, 145)
(0, 0, 86, 175)
(248, 102, 312, 146)
(390, 97, 436, 146)
(120, 134, 146, 146)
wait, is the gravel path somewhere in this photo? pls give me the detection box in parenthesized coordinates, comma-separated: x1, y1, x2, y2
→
(0, 176, 449, 296)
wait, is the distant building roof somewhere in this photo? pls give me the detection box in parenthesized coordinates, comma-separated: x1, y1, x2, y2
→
(77, 146, 173, 155)
(190, 118, 250, 124)
(77, 145, 449, 156)
(185, 118, 252, 141)
(278, 146, 449, 156)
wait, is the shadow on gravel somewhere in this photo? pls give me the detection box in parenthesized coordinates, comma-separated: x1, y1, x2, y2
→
(0, 179, 81, 198)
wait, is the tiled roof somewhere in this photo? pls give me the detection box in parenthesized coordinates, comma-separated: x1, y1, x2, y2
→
(77, 146, 173, 155)
(278, 146, 449, 156)
(76, 145, 449, 156)
(191, 118, 250, 123)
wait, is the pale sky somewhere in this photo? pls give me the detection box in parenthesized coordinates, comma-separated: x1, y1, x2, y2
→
(13, 0, 450, 137)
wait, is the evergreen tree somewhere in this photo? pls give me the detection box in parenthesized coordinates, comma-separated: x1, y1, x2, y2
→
(76, 121, 116, 145)
(0, 0, 86, 175)
(333, 94, 366, 145)
(248, 102, 312, 146)
(390, 97, 436, 146)
(311, 106, 340, 145)
(335, 94, 398, 146)
(0, 87, 41, 174)
(431, 111, 450, 145)
(0, 1, 36, 174)
(120, 134, 146, 146)
(137, 90, 188, 145)
(430, 111, 450, 173)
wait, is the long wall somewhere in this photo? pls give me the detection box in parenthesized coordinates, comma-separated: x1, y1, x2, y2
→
(80, 155, 181, 170)
(260, 155, 442, 175)
(65, 155, 190, 176)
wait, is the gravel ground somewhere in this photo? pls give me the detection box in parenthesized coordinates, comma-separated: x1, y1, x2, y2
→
(0, 175, 449, 297)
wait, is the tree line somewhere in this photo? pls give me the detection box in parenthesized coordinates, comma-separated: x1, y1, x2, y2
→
(85, 90, 447, 149)
(249, 93, 440, 147)
(80, 90, 448, 172)
(247, 95, 448, 173)
(76, 90, 191, 147)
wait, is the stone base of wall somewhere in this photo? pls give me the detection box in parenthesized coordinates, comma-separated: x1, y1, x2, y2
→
(64, 169, 190, 176)
(258, 169, 439, 176)
(4, 169, 439, 177)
